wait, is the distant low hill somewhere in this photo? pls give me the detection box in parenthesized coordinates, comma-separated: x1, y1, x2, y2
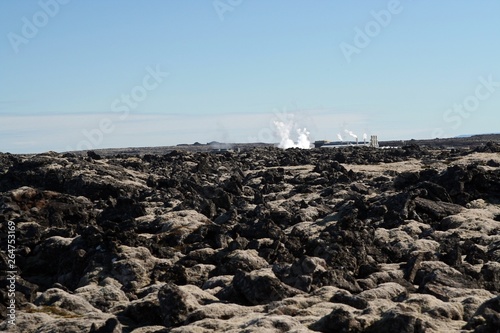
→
(69, 142, 273, 156)
(64, 133, 500, 157)
(380, 133, 500, 149)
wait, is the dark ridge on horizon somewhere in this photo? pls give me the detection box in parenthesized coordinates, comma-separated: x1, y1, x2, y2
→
(65, 133, 500, 157)
(2, 133, 499, 156)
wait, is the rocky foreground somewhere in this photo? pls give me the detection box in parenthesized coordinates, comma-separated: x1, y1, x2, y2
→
(1, 144, 500, 332)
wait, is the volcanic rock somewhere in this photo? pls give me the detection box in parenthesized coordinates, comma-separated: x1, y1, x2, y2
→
(1, 146, 500, 332)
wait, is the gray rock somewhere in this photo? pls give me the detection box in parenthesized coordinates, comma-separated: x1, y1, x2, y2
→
(34, 287, 99, 315)
(75, 278, 129, 312)
(311, 308, 365, 333)
(232, 268, 303, 305)
(365, 308, 437, 333)
(464, 295, 500, 333)
(158, 283, 198, 327)
(123, 291, 162, 326)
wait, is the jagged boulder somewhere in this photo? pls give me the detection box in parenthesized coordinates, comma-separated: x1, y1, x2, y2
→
(232, 268, 302, 305)
(464, 295, 500, 333)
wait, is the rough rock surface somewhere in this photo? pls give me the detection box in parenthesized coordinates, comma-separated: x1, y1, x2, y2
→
(1, 145, 500, 332)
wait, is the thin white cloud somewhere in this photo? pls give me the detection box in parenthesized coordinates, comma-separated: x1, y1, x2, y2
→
(0, 113, 270, 153)
(0, 110, 373, 153)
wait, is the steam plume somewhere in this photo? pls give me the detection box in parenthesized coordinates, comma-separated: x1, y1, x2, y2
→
(273, 121, 311, 149)
(345, 129, 358, 139)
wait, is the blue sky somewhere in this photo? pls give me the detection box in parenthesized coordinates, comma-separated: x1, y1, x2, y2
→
(1, 0, 499, 153)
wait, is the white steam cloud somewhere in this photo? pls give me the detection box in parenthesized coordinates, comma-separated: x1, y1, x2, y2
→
(273, 120, 311, 149)
(337, 133, 343, 142)
(345, 129, 357, 139)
